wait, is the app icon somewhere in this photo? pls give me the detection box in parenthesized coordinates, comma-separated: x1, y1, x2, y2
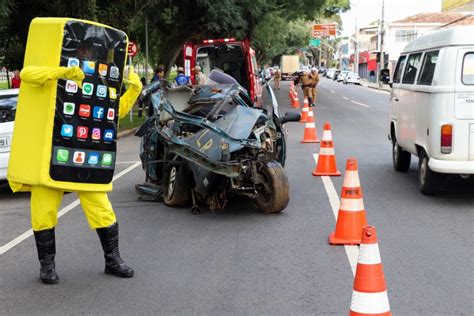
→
(79, 104, 91, 117)
(109, 87, 117, 100)
(92, 128, 101, 140)
(82, 83, 94, 96)
(63, 102, 75, 115)
(61, 124, 73, 137)
(56, 149, 69, 163)
(110, 66, 119, 79)
(102, 153, 113, 166)
(107, 108, 115, 121)
(104, 129, 114, 141)
(96, 85, 107, 98)
(67, 58, 79, 67)
(77, 126, 89, 139)
(98, 63, 108, 77)
(65, 80, 78, 93)
(73, 151, 85, 164)
(83, 60, 96, 75)
(93, 106, 104, 119)
(88, 152, 99, 165)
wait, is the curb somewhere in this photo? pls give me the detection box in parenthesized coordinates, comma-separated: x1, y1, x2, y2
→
(117, 127, 138, 139)
(366, 85, 391, 93)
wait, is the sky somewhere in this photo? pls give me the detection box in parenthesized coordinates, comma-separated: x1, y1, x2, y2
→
(340, 0, 443, 36)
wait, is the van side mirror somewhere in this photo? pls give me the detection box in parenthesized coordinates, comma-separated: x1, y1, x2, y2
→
(281, 111, 301, 124)
(388, 82, 393, 88)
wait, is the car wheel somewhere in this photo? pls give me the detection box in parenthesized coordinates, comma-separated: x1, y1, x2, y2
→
(418, 151, 443, 195)
(254, 161, 289, 214)
(163, 163, 191, 206)
(392, 139, 411, 172)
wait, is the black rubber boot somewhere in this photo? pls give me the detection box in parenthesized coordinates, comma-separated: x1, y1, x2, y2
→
(96, 223, 134, 278)
(33, 228, 59, 284)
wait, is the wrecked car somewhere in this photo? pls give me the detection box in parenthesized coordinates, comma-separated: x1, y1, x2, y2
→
(135, 70, 300, 214)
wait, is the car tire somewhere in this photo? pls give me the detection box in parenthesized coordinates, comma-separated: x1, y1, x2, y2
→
(392, 139, 411, 172)
(254, 160, 289, 214)
(418, 151, 443, 195)
(163, 162, 191, 206)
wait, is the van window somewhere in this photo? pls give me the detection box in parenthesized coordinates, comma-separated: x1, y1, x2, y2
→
(462, 53, 474, 85)
(417, 50, 439, 85)
(393, 56, 406, 83)
(402, 53, 422, 84)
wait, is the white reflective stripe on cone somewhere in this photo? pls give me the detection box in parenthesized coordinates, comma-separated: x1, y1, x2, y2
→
(319, 147, 334, 155)
(343, 170, 361, 187)
(339, 198, 364, 212)
(305, 123, 315, 128)
(357, 243, 382, 265)
(322, 130, 332, 141)
(302, 108, 308, 112)
(307, 111, 314, 117)
(350, 290, 390, 314)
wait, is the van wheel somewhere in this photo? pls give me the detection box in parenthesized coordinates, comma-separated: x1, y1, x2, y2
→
(418, 151, 442, 195)
(392, 139, 411, 172)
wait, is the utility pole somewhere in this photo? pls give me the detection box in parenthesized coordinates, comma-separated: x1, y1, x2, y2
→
(378, 0, 385, 88)
(145, 19, 149, 82)
(354, 18, 359, 76)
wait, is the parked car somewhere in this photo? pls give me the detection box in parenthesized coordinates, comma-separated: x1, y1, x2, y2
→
(332, 70, 341, 81)
(0, 89, 18, 185)
(343, 72, 361, 84)
(389, 26, 474, 195)
(135, 69, 301, 214)
(318, 66, 327, 75)
(337, 71, 349, 82)
(183, 38, 263, 107)
(325, 68, 336, 79)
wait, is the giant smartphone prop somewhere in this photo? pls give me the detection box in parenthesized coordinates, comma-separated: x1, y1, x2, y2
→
(50, 21, 127, 183)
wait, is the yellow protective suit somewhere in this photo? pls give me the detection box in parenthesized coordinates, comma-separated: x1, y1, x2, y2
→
(7, 18, 142, 230)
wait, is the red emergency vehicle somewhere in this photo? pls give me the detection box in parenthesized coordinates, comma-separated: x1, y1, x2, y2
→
(183, 38, 263, 106)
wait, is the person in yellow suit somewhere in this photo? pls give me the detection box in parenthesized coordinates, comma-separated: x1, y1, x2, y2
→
(8, 18, 142, 284)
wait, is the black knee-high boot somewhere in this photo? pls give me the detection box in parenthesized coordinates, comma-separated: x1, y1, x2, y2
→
(96, 223, 134, 278)
(33, 228, 59, 284)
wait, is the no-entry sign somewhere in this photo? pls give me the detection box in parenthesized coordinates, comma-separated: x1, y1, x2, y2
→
(128, 41, 138, 57)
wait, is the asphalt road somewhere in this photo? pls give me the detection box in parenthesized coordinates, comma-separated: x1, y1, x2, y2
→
(0, 79, 473, 315)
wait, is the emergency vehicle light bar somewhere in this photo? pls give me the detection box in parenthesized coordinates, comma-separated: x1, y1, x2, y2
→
(202, 38, 236, 44)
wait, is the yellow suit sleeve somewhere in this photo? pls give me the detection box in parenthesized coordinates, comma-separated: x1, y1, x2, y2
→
(118, 66, 142, 119)
(20, 66, 85, 87)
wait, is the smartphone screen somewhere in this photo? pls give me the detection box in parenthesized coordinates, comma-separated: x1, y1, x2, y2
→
(49, 20, 127, 184)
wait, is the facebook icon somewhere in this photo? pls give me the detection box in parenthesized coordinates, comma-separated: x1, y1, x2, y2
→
(93, 106, 104, 120)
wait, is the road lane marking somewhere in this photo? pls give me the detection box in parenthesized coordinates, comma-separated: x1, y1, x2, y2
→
(342, 96, 349, 100)
(314, 154, 358, 276)
(0, 162, 141, 256)
(351, 100, 370, 108)
(330, 90, 335, 94)
(116, 160, 140, 164)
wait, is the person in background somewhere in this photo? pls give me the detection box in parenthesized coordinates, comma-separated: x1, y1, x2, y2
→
(11, 69, 21, 88)
(194, 65, 207, 85)
(273, 67, 281, 90)
(175, 67, 190, 86)
(151, 65, 165, 82)
(309, 67, 320, 107)
(300, 69, 313, 105)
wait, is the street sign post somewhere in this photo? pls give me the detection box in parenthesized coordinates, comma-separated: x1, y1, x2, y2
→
(309, 38, 321, 47)
(313, 24, 337, 37)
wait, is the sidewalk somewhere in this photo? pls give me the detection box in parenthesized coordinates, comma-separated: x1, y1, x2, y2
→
(360, 79, 391, 93)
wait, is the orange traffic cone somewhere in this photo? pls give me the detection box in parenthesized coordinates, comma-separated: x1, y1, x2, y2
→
(312, 122, 341, 176)
(349, 226, 391, 316)
(291, 93, 300, 108)
(329, 158, 368, 245)
(300, 103, 308, 123)
(301, 109, 319, 143)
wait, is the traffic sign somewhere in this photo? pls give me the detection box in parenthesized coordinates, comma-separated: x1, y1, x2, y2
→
(128, 41, 138, 57)
(313, 24, 337, 37)
(309, 38, 321, 47)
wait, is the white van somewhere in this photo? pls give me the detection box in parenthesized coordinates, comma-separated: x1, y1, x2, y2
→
(389, 26, 474, 195)
(0, 89, 18, 184)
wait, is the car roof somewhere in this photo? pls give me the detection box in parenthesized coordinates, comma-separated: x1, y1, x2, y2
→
(402, 26, 474, 53)
(0, 88, 19, 97)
